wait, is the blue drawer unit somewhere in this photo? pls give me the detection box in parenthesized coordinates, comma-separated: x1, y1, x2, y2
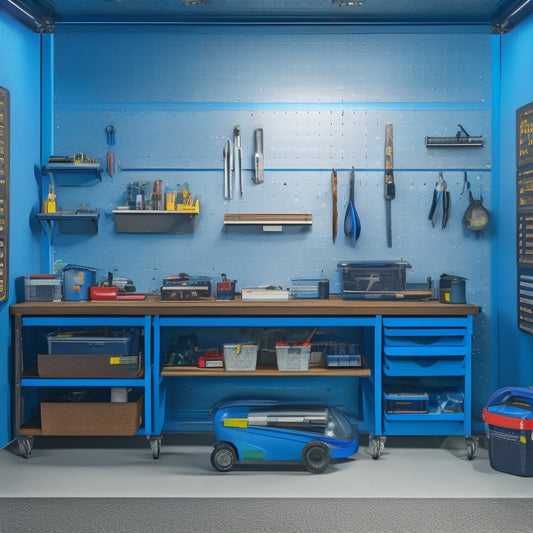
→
(376, 317, 475, 459)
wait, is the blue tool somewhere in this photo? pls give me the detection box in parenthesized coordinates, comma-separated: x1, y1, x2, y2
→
(344, 167, 361, 242)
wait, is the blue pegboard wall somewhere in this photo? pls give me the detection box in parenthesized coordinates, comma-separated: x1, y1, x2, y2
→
(49, 25, 493, 416)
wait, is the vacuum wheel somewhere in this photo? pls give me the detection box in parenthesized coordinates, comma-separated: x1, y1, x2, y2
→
(211, 442, 236, 472)
(302, 441, 331, 473)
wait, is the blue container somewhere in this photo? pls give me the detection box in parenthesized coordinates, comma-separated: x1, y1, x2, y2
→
(482, 387, 533, 477)
(63, 264, 97, 301)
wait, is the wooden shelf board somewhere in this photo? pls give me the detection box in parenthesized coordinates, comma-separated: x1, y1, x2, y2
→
(161, 362, 370, 377)
(223, 213, 312, 225)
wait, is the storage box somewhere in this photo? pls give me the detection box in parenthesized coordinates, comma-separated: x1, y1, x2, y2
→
(63, 264, 98, 301)
(325, 343, 362, 367)
(223, 343, 258, 371)
(337, 260, 411, 299)
(289, 277, 328, 299)
(40, 396, 143, 436)
(23, 275, 62, 302)
(38, 353, 142, 378)
(482, 387, 533, 477)
(47, 331, 138, 356)
(275, 343, 311, 371)
(384, 389, 429, 413)
(160, 276, 212, 300)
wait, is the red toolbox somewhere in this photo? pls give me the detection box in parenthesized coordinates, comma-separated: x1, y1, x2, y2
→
(482, 387, 533, 477)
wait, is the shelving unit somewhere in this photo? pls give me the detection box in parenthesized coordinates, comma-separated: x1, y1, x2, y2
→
(12, 314, 153, 458)
(37, 163, 103, 242)
(152, 314, 380, 456)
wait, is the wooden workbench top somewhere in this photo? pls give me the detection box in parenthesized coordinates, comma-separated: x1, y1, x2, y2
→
(10, 295, 481, 317)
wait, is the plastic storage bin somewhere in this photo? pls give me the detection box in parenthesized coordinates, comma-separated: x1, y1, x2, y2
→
(223, 343, 258, 371)
(47, 331, 138, 355)
(289, 278, 328, 299)
(384, 388, 429, 413)
(337, 260, 411, 299)
(324, 343, 362, 367)
(275, 343, 311, 371)
(63, 264, 97, 301)
(23, 275, 62, 302)
(482, 386, 533, 477)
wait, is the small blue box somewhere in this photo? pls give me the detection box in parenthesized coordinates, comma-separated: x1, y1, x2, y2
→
(63, 264, 97, 301)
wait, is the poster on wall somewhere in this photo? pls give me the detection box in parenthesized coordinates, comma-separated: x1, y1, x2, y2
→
(0, 86, 8, 302)
(517, 101, 533, 333)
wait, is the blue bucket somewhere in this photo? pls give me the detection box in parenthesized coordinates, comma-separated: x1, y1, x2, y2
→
(63, 264, 98, 301)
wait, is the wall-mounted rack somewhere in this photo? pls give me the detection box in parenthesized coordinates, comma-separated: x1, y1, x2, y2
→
(425, 124, 483, 148)
(113, 209, 197, 234)
(44, 163, 103, 187)
(223, 213, 312, 232)
(37, 210, 100, 241)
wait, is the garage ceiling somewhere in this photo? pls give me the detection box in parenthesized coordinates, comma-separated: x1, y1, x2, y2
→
(2, 0, 532, 33)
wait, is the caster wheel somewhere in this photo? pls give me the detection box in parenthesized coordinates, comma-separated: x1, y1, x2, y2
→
(17, 437, 34, 459)
(369, 435, 386, 460)
(150, 437, 162, 459)
(466, 437, 477, 460)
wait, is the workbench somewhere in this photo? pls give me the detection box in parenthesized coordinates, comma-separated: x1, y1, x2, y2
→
(10, 296, 480, 459)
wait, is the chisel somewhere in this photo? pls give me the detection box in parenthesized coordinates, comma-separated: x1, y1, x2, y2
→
(253, 127, 264, 184)
(384, 123, 395, 248)
(233, 125, 243, 198)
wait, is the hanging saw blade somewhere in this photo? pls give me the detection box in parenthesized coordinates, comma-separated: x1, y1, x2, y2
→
(384, 123, 395, 248)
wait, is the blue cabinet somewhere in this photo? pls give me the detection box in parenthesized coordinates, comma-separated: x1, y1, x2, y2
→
(375, 317, 475, 459)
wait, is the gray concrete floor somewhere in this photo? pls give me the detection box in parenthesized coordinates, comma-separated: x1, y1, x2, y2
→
(1, 435, 533, 498)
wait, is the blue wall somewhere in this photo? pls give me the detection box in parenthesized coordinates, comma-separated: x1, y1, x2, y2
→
(49, 24, 494, 420)
(498, 13, 533, 386)
(0, 14, 41, 447)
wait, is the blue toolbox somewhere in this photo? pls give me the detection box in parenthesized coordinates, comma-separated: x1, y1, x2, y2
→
(482, 386, 533, 477)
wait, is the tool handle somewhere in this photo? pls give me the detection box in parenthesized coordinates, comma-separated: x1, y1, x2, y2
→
(384, 123, 395, 200)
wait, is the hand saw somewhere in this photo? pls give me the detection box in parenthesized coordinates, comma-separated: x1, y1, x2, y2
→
(384, 123, 395, 248)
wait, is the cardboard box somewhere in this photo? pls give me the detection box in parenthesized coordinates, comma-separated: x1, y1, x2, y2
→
(38, 353, 142, 378)
(40, 396, 143, 436)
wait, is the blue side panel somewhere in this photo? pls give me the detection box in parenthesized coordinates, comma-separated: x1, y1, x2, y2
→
(0, 14, 41, 448)
(498, 13, 533, 388)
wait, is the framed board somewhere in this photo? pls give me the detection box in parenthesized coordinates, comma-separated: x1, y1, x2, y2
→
(517, 101, 533, 333)
(0, 86, 8, 302)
